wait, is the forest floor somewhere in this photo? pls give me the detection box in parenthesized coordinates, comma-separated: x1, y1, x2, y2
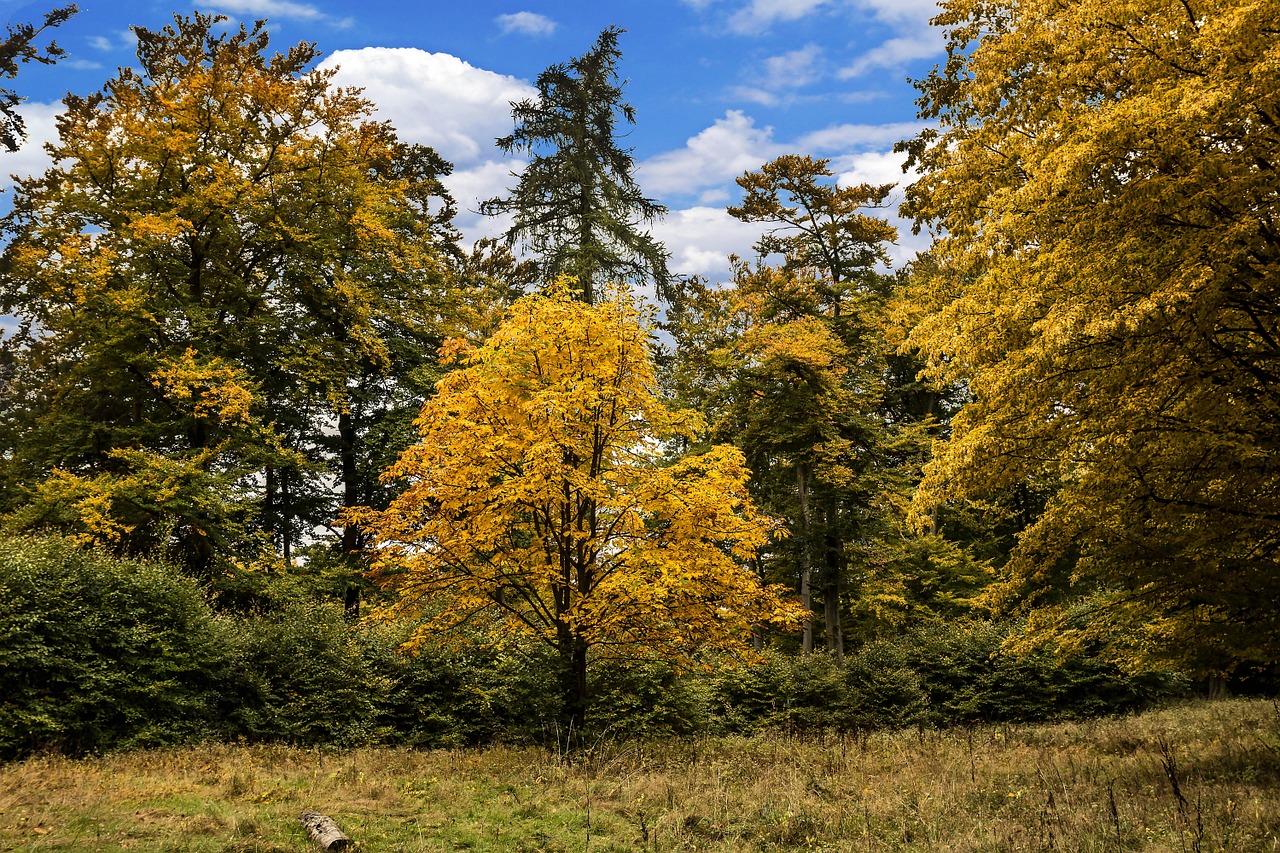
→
(1, 698, 1278, 852)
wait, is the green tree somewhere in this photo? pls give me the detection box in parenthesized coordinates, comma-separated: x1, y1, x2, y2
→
(481, 26, 670, 304)
(668, 157, 991, 657)
(0, 4, 76, 152)
(0, 14, 462, 580)
(898, 0, 1280, 673)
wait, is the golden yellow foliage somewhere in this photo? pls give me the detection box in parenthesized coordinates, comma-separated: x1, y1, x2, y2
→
(899, 0, 1280, 671)
(350, 282, 802, 727)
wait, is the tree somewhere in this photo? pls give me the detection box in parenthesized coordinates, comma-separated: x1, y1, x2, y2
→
(0, 4, 76, 152)
(0, 14, 462, 580)
(481, 27, 670, 304)
(898, 0, 1280, 673)
(349, 282, 802, 734)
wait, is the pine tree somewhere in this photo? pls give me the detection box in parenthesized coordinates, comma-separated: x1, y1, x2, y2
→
(481, 27, 670, 304)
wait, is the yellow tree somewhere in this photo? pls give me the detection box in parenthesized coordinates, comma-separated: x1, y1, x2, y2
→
(898, 0, 1280, 673)
(0, 15, 467, 581)
(350, 282, 802, 733)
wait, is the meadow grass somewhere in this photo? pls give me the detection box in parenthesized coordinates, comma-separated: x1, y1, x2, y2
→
(1, 698, 1277, 852)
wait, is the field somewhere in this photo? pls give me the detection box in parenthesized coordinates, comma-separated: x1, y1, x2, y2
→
(2, 699, 1278, 852)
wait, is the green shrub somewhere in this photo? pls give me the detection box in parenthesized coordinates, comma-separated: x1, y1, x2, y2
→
(587, 657, 710, 740)
(218, 601, 385, 746)
(0, 535, 233, 757)
(370, 629, 561, 747)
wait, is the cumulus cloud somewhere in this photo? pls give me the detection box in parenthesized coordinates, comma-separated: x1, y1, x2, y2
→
(1, 102, 62, 188)
(496, 12, 557, 37)
(796, 121, 920, 153)
(729, 44, 824, 106)
(839, 32, 941, 77)
(652, 206, 766, 279)
(87, 30, 136, 53)
(320, 48, 534, 169)
(833, 149, 929, 264)
(637, 110, 779, 198)
(447, 159, 526, 241)
(320, 48, 541, 247)
(762, 44, 823, 89)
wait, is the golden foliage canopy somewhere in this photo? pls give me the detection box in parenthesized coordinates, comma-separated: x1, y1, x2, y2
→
(899, 0, 1280, 669)
(352, 282, 802, 668)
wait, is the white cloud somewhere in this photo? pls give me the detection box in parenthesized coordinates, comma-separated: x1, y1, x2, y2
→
(87, 30, 137, 53)
(833, 149, 929, 265)
(839, 32, 941, 77)
(796, 121, 920, 152)
(833, 149, 909, 189)
(67, 59, 103, 70)
(727, 86, 780, 107)
(728, 0, 830, 34)
(763, 44, 822, 89)
(320, 48, 535, 169)
(207, 0, 327, 22)
(446, 159, 525, 244)
(851, 0, 940, 26)
(652, 206, 766, 279)
(1, 102, 61, 188)
(729, 44, 823, 106)
(638, 110, 779, 197)
(496, 12, 557, 37)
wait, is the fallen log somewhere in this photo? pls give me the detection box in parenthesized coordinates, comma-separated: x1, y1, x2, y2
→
(300, 809, 354, 851)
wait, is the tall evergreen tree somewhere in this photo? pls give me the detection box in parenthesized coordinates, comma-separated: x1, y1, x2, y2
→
(481, 27, 670, 304)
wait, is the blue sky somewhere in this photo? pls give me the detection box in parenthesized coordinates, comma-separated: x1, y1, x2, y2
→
(0, 0, 943, 279)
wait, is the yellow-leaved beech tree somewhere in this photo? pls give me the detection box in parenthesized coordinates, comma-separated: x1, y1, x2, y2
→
(349, 282, 803, 733)
(899, 0, 1280, 673)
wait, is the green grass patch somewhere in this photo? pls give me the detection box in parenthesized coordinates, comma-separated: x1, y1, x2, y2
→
(2, 698, 1278, 851)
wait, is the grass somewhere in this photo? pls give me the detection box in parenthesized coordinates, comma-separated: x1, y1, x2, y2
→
(1, 698, 1278, 852)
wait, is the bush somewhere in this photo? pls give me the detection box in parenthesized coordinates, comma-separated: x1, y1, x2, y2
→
(0, 535, 234, 757)
(371, 629, 561, 747)
(0, 536, 1191, 758)
(587, 657, 710, 740)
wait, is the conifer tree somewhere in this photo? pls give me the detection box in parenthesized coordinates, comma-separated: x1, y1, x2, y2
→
(0, 4, 76, 152)
(481, 27, 670, 304)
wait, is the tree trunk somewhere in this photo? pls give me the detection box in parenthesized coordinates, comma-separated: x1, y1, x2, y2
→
(558, 633, 589, 745)
(823, 580, 844, 665)
(823, 502, 844, 664)
(338, 409, 361, 617)
(797, 464, 814, 654)
(299, 810, 353, 852)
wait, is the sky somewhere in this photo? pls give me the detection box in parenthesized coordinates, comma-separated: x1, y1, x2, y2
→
(0, 0, 944, 282)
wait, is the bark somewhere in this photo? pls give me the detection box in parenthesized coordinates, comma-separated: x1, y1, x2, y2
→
(558, 633, 589, 742)
(823, 580, 844, 665)
(797, 463, 814, 654)
(338, 409, 360, 616)
(299, 810, 353, 852)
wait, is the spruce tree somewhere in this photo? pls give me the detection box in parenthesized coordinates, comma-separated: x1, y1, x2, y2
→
(481, 27, 671, 304)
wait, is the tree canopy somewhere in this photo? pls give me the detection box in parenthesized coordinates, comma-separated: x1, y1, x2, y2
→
(350, 282, 802, 731)
(0, 13, 464, 580)
(898, 0, 1280, 672)
(481, 27, 670, 304)
(0, 4, 76, 152)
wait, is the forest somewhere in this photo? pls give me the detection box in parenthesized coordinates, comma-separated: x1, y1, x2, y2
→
(0, 0, 1277, 775)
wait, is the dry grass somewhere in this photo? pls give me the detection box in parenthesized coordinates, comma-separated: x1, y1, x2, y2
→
(1, 698, 1278, 852)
